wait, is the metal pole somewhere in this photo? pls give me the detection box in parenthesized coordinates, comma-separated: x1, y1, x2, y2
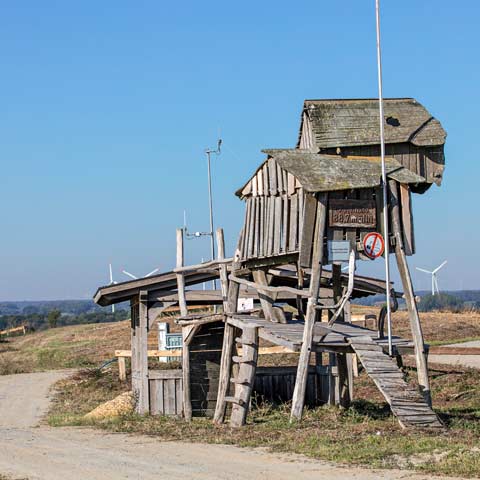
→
(375, 0, 393, 356)
(206, 150, 216, 290)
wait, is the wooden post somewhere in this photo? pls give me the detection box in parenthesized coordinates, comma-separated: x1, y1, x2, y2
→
(230, 326, 259, 427)
(176, 228, 188, 318)
(389, 180, 431, 405)
(118, 356, 127, 382)
(216, 228, 229, 312)
(176, 228, 192, 420)
(131, 291, 149, 414)
(291, 192, 327, 421)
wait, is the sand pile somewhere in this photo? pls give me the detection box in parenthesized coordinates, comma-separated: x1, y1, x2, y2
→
(84, 391, 134, 420)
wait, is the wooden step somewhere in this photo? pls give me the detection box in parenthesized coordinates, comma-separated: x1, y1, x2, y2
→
(224, 396, 246, 406)
(348, 336, 443, 429)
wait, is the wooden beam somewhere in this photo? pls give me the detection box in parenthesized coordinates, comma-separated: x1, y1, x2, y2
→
(216, 228, 229, 312)
(132, 291, 149, 414)
(252, 270, 276, 322)
(389, 180, 431, 406)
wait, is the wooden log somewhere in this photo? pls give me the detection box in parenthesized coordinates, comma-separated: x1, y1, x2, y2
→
(389, 180, 431, 406)
(336, 353, 351, 408)
(291, 192, 327, 421)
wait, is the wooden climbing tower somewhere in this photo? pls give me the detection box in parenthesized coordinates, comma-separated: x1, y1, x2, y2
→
(213, 98, 446, 429)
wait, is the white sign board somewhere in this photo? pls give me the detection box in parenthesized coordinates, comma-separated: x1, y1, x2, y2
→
(237, 297, 254, 312)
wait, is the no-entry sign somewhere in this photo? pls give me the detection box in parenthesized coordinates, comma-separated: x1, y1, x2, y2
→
(363, 232, 385, 259)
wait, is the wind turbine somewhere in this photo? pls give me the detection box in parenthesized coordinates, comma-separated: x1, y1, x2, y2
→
(108, 264, 116, 313)
(122, 267, 160, 280)
(416, 261, 447, 296)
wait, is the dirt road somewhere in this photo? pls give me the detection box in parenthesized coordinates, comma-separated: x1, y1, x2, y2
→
(429, 340, 480, 369)
(0, 371, 466, 480)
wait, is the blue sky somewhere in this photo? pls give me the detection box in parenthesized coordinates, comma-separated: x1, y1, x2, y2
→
(1, 1, 479, 300)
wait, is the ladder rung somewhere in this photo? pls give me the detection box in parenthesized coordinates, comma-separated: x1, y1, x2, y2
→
(232, 356, 255, 364)
(224, 396, 245, 406)
(230, 377, 251, 385)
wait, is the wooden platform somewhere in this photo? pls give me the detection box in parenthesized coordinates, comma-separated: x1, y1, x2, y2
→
(227, 314, 442, 429)
(227, 314, 414, 355)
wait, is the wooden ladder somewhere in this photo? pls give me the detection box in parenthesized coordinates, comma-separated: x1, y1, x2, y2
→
(348, 336, 443, 429)
(225, 325, 259, 427)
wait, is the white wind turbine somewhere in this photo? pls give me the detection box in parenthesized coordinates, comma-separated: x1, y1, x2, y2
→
(122, 267, 160, 280)
(416, 261, 447, 296)
(108, 263, 117, 313)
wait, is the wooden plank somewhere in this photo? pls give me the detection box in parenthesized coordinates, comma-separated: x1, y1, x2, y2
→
(282, 195, 289, 252)
(262, 163, 269, 197)
(289, 193, 298, 252)
(247, 198, 256, 258)
(253, 197, 260, 258)
(287, 173, 296, 196)
(258, 168, 264, 196)
(243, 199, 252, 259)
(164, 378, 176, 415)
(118, 356, 126, 381)
(298, 193, 318, 268)
(291, 193, 327, 421)
(267, 196, 275, 256)
(273, 195, 282, 255)
(268, 158, 277, 195)
(258, 196, 265, 257)
(400, 183, 415, 256)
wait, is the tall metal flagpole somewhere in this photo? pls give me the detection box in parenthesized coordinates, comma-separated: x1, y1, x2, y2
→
(375, 0, 393, 356)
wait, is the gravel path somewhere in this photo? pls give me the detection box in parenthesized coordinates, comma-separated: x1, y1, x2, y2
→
(0, 371, 467, 480)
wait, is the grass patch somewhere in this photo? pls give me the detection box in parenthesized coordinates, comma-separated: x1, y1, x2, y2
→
(48, 367, 480, 477)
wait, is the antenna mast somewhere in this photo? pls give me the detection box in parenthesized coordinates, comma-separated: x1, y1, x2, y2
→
(375, 0, 393, 356)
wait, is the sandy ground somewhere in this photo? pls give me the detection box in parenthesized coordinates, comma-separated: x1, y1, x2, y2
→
(0, 371, 469, 480)
(429, 340, 480, 369)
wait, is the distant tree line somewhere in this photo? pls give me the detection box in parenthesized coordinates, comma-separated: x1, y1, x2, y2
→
(0, 308, 129, 332)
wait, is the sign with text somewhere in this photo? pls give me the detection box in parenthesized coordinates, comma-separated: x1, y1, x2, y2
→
(329, 199, 376, 228)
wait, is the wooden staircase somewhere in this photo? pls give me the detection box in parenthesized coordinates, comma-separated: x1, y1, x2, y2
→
(348, 336, 443, 429)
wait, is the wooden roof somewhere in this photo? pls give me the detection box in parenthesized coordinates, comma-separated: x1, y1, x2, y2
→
(298, 98, 446, 149)
(236, 150, 425, 197)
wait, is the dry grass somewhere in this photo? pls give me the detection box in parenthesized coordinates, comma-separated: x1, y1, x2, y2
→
(48, 364, 480, 477)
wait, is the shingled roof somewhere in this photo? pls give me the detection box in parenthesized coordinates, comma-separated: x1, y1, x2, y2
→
(298, 98, 446, 149)
(236, 150, 425, 197)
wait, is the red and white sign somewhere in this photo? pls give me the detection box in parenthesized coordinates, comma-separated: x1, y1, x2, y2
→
(363, 232, 385, 259)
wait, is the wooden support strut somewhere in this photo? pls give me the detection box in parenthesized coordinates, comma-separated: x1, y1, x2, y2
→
(132, 290, 149, 414)
(389, 180, 431, 406)
(176, 228, 192, 421)
(291, 192, 327, 421)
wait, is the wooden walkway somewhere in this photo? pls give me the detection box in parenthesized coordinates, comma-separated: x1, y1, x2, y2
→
(227, 314, 442, 429)
(349, 336, 442, 429)
(227, 315, 413, 353)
